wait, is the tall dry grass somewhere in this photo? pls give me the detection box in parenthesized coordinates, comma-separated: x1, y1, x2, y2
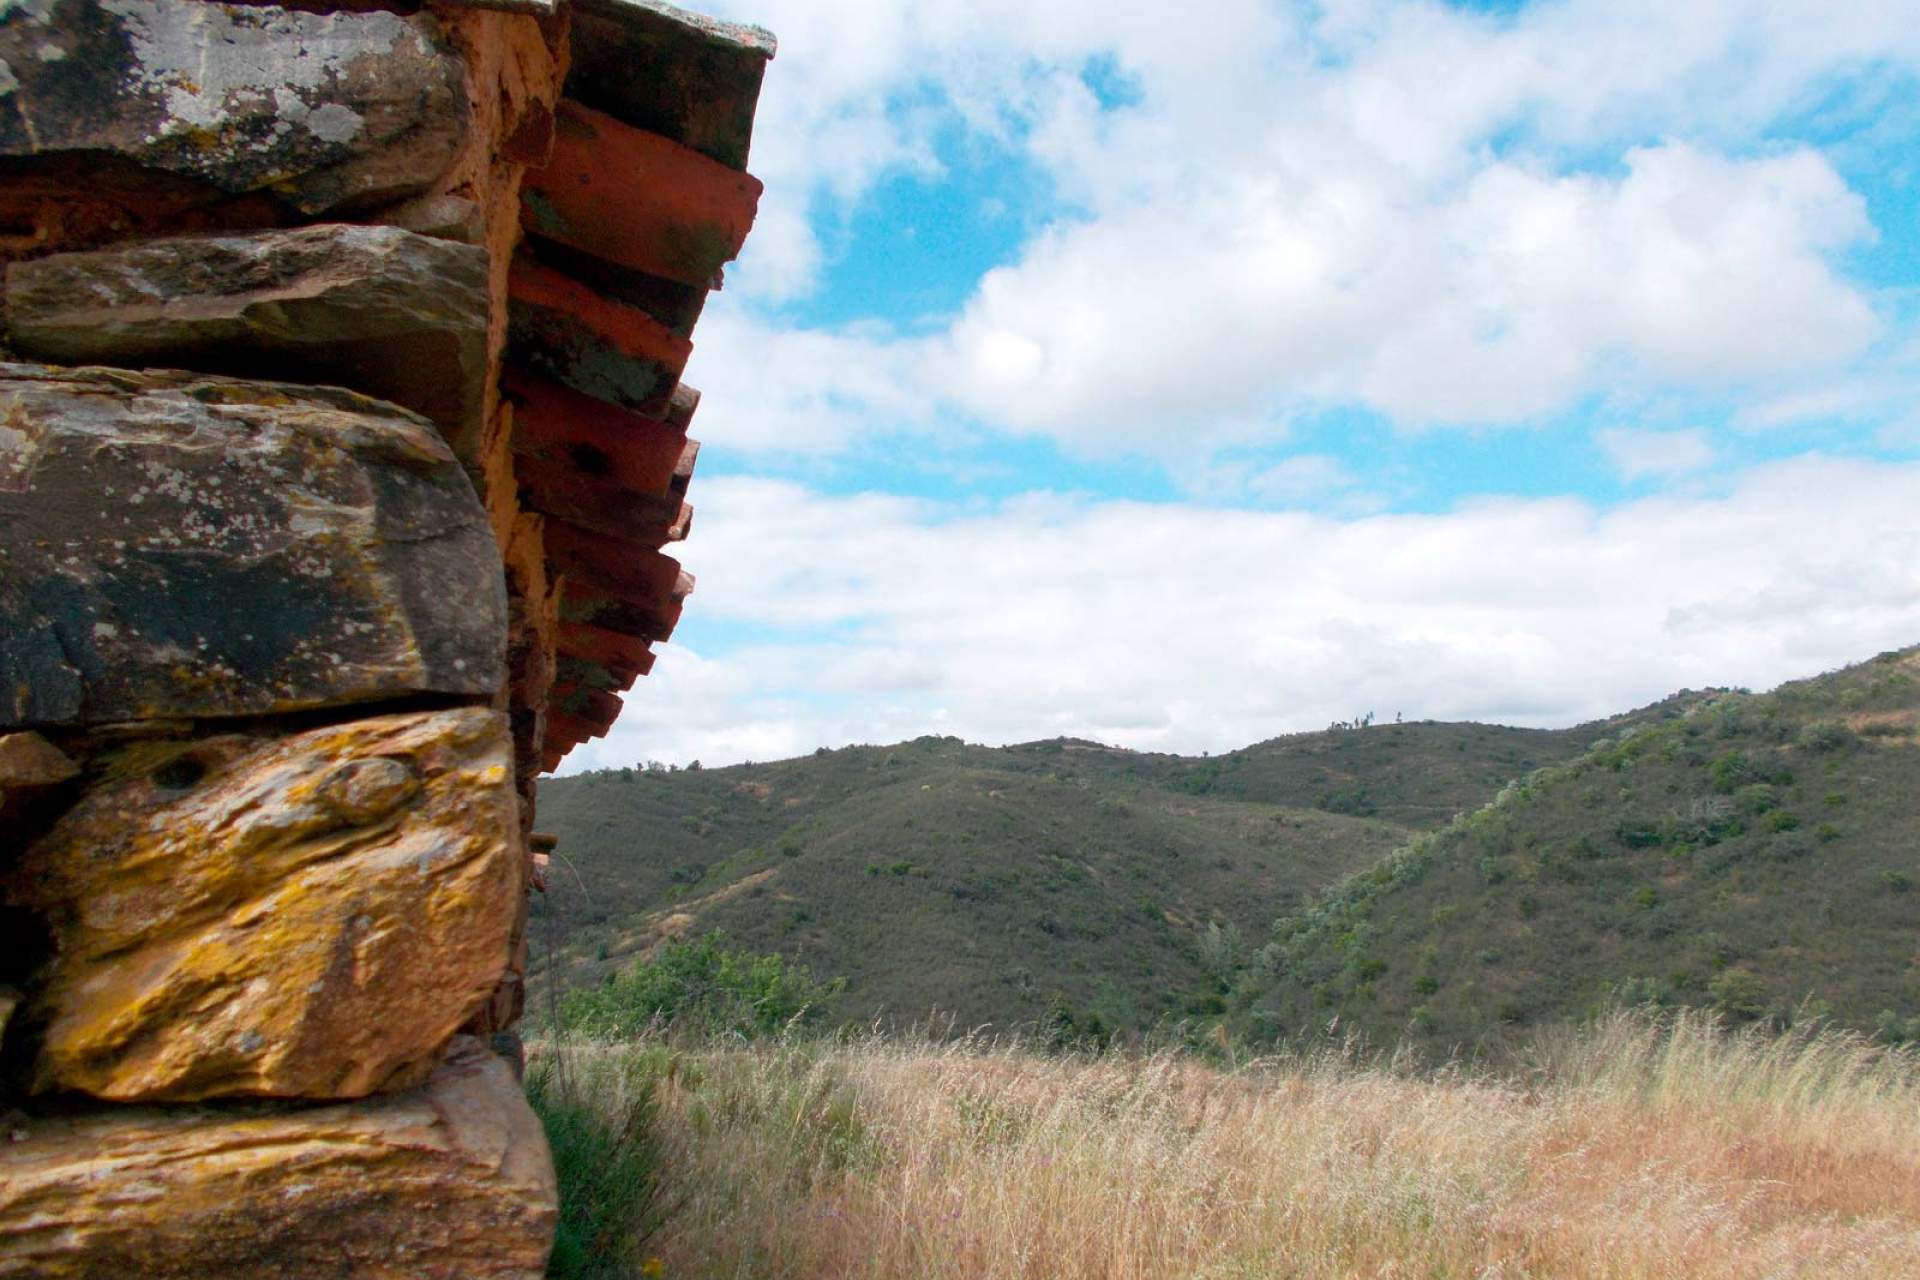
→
(533, 1011, 1920, 1279)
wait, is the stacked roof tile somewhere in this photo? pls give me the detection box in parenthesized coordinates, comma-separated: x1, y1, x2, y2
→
(511, 0, 775, 770)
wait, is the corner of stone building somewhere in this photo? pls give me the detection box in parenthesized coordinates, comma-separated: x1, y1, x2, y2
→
(0, 0, 772, 1274)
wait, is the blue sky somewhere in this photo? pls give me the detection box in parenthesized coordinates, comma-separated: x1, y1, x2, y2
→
(562, 0, 1920, 771)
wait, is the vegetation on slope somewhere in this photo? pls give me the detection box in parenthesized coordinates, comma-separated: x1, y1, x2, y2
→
(560, 933, 843, 1041)
(532, 1012, 1920, 1279)
(1235, 647, 1920, 1050)
(531, 718, 1610, 1032)
(1089, 697, 1707, 825)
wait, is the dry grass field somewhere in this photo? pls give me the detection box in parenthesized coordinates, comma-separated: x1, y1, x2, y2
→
(532, 1011, 1920, 1279)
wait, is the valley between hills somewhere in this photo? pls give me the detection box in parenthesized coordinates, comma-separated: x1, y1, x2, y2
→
(532, 645, 1920, 1054)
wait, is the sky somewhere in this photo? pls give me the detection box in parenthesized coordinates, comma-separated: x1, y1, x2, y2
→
(560, 0, 1920, 771)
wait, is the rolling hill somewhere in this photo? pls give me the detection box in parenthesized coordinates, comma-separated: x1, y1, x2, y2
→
(1233, 645, 1920, 1051)
(530, 700, 1700, 1031)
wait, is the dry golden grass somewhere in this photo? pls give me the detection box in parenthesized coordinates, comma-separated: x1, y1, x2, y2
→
(534, 1011, 1920, 1279)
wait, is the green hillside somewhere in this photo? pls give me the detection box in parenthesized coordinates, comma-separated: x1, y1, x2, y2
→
(1065, 699, 1707, 826)
(1234, 647, 1920, 1052)
(530, 715, 1627, 1031)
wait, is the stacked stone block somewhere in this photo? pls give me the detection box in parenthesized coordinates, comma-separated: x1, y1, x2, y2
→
(0, 0, 771, 1274)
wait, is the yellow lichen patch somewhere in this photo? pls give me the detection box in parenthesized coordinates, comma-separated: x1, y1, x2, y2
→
(3, 707, 523, 1103)
(0, 1040, 555, 1280)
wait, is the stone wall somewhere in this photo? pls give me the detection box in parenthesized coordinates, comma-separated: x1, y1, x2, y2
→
(0, 0, 772, 1273)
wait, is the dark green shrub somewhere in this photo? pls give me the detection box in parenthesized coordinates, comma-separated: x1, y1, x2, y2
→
(1878, 1010, 1920, 1044)
(1042, 992, 1112, 1052)
(1707, 752, 1754, 793)
(1709, 967, 1768, 1021)
(1613, 820, 1664, 849)
(560, 932, 843, 1039)
(1797, 721, 1858, 754)
(1316, 784, 1377, 817)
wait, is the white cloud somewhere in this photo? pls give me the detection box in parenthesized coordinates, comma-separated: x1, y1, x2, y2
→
(1596, 427, 1715, 480)
(934, 141, 1875, 448)
(1737, 383, 1889, 432)
(584, 5, 1920, 771)
(681, 309, 935, 454)
(559, 456, 1920, 771)
(690, 0, 1907, 456)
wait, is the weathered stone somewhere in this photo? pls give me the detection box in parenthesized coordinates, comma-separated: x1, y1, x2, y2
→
(521, 100, 762, 289)
(6, 225, 490, 442)
(568, 0, 775, 170)
(0, 365, 506, 728)
(0, 985, 18, 1043)
(442, 0, 558, 13)
(0, 732, 76, 792)
(3, 707, 521, 1102)
(0, 1039, 555, 1279)
(0, 0, 466, 222)
(0, 731, 78, 840)
(372, 194, 488, 245)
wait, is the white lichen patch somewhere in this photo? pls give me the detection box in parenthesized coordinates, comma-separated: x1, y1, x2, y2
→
(270, 85, 363, 146)
(98, 0, 411, 145)
(303, 102, 363, 145)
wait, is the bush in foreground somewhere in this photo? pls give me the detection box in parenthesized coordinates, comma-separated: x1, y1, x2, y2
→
(558, 931, 844, 1041)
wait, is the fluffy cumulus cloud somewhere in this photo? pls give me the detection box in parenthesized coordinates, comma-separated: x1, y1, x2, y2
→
(562, 1, 1920, 770)
(680, 310, 933, 454)
(691, 0, 1916, 454)
(939, 141, 1877, 446)
(562, 456, 1920, 770)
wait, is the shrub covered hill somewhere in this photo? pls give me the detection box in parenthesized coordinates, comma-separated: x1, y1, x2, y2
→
(1233, 645, 1920, 1051)
(531, 690, 1704, 1033)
